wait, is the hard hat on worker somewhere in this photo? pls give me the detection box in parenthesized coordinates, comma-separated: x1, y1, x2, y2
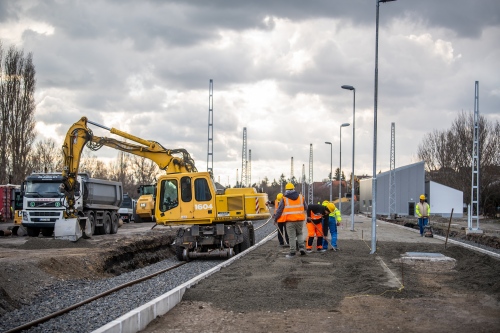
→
(285, 183, 295, 190)
(326, 203, 336, 213)
(420, 194, 426, 200)
(322, 200, 329, 206)
(276, 193, 283, 201)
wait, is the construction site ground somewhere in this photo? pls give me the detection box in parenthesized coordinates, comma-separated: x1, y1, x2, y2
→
(143, 215, 500, 333)
(0, 216, 499, 333)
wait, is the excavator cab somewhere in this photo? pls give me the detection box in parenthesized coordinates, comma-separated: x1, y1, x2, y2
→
(157, 173, 216, 224)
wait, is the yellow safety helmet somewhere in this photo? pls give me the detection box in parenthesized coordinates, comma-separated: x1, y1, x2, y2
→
(420, 194, 426, 200)
(285, 183, 295, 190)
(326, 203, 336, 213)
(276, 193, 283, 201)
(322, 200, 329, 206)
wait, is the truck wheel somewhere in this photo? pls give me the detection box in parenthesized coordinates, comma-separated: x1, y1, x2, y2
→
(110, 214, 119, 234)
(175, 245, 184, 261)
(239, 226, 251, 252)
(134, 213, 143, 223)
(87, 213, 96, 236)
(27, 227, 40, 237)
(103, 214, 111, 234)
(41, 228, 54, 237)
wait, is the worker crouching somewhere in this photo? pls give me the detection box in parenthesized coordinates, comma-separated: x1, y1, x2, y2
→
(305, 203, 333, 253)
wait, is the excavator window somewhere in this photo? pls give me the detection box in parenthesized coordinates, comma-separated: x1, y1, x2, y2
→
(159, 179, 179, 212)
(181, 177, 192, 202)
(194, 178, 212, 202)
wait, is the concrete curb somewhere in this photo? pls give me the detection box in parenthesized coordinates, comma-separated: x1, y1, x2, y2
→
(92, 231, 277, 333)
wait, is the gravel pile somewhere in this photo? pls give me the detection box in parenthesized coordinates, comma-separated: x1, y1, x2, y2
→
(0, 219, 277, 333)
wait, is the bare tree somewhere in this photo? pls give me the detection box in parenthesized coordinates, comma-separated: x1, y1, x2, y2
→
(130, 155, 161, 185)
(418, 111, 500, 214)
(0, 42, 37, 184)
(108, 152, 136, 196)
(27, 138, 63, 173)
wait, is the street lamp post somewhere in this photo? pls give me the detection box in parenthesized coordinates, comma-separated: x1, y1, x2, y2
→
(325, 142, 333, 201)
(339, 123, 350, 216)
(372, 0, 396, 254)
(341, 85, 356, 232)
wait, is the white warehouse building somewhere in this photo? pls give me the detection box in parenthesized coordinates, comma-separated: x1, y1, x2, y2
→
(359, 161, 463, 218)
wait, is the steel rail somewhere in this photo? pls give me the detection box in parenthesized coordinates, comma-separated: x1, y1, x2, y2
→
(5, 218, 275, 333)
(4, 262, 187, 333)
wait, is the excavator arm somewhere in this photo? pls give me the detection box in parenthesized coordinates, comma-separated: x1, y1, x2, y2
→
(60, 116, 197, 218)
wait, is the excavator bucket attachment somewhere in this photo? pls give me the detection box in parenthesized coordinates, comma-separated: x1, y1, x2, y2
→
(54, 218, 83, 242)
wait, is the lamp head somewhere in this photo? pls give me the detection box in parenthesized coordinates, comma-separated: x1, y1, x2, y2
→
(325, 141, 332, 145)
(341, 123, 350, 128)
(341, 85, 355, 91)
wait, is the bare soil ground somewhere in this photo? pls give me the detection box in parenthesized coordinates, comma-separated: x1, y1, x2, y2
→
(143, 230, 500, 333)
(0, 218, 499, 333)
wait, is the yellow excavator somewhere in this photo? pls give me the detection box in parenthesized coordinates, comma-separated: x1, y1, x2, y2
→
(59, 117, 271, 260)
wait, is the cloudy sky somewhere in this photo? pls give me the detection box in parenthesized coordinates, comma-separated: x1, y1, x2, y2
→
(1, 0, 499, 186)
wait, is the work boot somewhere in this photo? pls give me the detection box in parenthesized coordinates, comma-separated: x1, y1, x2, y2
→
(299, 248, 307, 255)
(317, 248, 327, 253)
(285, 252, 296, 259)
(306, 249, 313, 253)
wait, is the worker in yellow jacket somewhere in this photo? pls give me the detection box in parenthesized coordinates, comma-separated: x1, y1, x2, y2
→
(322, 201, 341, 251)
(416, 194, 431, 237)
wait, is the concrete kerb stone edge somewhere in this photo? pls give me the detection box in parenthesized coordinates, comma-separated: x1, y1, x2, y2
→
(378, 219, 500, 260)
(92, 230, 278, 333)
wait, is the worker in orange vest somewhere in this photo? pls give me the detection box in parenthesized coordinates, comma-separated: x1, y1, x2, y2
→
(274, 193, 289, 247)
(274, 183, 308, 258)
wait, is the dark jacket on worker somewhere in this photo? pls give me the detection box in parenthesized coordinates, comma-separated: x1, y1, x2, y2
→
(307, 204, 330, 224)
(274, 189, 308, 223)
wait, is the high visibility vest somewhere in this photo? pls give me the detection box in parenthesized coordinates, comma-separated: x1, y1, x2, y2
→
(275, 199, 286, 223)
(281, 195, 306, 222)
(416, 202, 430, 217)
(310, 210, 323, 221)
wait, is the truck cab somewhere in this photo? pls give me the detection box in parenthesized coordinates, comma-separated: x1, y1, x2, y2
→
(22, 173, 69, 237)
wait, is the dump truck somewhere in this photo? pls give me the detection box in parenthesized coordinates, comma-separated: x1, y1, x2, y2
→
(60, 116, 271, 258)
(22, 172, 123, 240)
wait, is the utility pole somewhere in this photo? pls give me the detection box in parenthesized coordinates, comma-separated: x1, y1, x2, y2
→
(248, 149, 252, 187)
(207, 79, 214, 175)
(241, 127, 247, 187)
(308, 144, 314, 204)
(389, 122, 396, 218)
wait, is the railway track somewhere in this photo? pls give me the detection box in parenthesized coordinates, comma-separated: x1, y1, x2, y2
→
(1, 218, 277, 333)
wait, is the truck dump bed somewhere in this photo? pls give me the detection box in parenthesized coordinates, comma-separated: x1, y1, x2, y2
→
(82, 177, 123, 208)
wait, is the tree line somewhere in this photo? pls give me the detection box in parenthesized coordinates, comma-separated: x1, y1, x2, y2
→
(418, 111, 500, 217)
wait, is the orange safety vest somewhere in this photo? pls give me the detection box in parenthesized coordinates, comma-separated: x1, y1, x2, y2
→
(309, 210, 323, 222)
(281, 195, 306, 222)
(275, 200, 286, 223)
